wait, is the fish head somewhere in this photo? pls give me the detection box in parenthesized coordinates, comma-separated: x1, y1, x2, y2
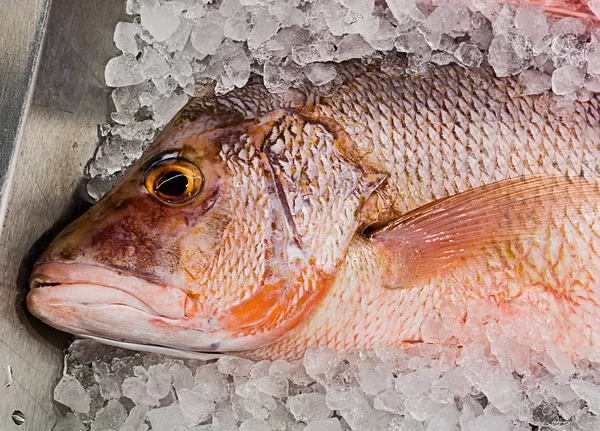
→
(27, 93, 385, 357)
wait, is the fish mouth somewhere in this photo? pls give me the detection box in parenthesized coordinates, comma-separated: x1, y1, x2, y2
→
(29, 262, 188, 320)
(27, 263, 275, 354)
(27, 262, 250, 354)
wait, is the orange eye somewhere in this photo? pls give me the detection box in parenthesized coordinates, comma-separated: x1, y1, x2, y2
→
(145, 158, 203, 205)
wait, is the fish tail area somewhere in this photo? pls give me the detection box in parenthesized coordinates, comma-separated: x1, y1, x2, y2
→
(512, 0, 599, 20)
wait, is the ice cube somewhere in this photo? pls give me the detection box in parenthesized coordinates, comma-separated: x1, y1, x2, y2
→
(121, 405, 149, 431)
(341, 0, 374, 16)
(105, 55, 145, 87)
(515, 6, 548, 46)
(437, 366, 472, 397)
(224, 50, 251, 88)
(213, 407, 239, 431)
(248, 7, 280, 50)
(477, 368, 522, 414)
(225, 15, 252, 41)
(292, 41, 336, 66)
(152, 93, 189, 126)
(93, 361, 121, 400)
(395, 31, 429, 54)
(269, 360, 293, 377)
(303, 63, 337, 86)
(454, 42, 483, 67)
(395, 372, 431, 398)
(552, 17, 586, 36)
(356, 366, 392, 396)
(161, 19, 194, 53)
(194, 363, 229, 402)
(53, 413, 86, 431)
(271, 360, 313, 386)
(177, 388, 215, 426)
(220, 0, 244, 17)
(122, 376, 160, 406)
(552, 64, 585, 95)
(304, 418, 343, 431)
(490, 336, 531, 373)
(139, 46, 170, 79)
(570, 379, 600, 415)
(140, 5, 181, 42)
(334, 34, 375, 62)
(326, 389, 374, 430)
(146, 363, 172, 399)
(386, 0, 426, 23)
(191, 18, 225, 55)
(431, 52, 456, 66)
(303, 347, 338, 377)
(587, 48, 600, 75)
(263, 61, 291, 93)
(418, 5, 462, 50)
(579, 412, 600, 430)
(90, 399, 127, 431)
(488, 34, 533, 77)
(472, 0, 502, 20)
(362, 18, 399, 51)
(470, 414, 512, 431)
(585, 74, 600, 93)
(126, 0, 140, 15)
(114, 22, 140, 55)
(147, 405, 188, 431)
(170, 362, 195, 390)
(54, 375, 91, 414)
(546, 344, 576, 376)
(427, 404, 460, 431)
(404, 396, 443, 421)
(373, 388, 406, 415)
(287, 393, 332, 422)
(218, 356, 254, 377)
(254, 374, 289, 398)
(240, 417, 274, 431)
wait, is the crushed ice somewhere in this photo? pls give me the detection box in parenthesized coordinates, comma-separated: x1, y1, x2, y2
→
(54, 333, 600, 430)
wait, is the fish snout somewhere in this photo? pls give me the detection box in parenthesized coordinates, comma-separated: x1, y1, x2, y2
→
(29, 262, 187, 319)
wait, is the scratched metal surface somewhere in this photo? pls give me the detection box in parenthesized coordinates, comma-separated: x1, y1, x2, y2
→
(0, 0, 125, 429)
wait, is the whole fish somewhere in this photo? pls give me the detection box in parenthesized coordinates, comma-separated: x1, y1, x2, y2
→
(27, 57, 600, 360)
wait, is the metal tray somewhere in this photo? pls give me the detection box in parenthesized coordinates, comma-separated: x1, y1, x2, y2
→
(0, 1, 126, 428)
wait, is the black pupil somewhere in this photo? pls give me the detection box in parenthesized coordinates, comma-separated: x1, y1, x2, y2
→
(156, 170, 188, 197)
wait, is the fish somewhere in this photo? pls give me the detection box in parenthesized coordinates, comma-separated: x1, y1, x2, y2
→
(26, 56, 600, 361)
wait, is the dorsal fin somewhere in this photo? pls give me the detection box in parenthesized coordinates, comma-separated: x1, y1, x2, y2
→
(369, 175, 600, 289)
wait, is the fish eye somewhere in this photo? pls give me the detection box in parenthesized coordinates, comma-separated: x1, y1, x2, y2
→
(145, 158, 203, 205)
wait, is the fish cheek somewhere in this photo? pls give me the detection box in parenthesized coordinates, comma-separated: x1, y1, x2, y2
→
(84, 196, 184, 280)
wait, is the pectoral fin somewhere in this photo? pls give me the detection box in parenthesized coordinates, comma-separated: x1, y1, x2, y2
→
(369, 175, 600, 289)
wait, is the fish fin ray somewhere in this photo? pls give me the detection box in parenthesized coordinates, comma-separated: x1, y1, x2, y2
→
(369, 175, 600, 289)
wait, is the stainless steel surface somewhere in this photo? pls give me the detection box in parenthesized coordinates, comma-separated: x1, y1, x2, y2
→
(0, 1, 125, 429)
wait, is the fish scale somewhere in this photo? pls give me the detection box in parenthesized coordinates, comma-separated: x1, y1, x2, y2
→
(25, 58, 600, 360)
(318, 63, 600, 216)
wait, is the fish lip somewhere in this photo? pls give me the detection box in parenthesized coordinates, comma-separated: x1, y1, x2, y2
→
(27, 283, 162, 317)
(29, 262, 187, 320)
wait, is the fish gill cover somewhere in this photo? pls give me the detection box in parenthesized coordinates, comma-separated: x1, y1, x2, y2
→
(52, 0, 600, 429)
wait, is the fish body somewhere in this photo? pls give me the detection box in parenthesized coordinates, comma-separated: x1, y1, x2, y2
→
(27, 58, 600, 360)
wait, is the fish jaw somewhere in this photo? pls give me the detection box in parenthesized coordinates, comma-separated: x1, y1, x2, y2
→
(27, 262, 240, 352)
